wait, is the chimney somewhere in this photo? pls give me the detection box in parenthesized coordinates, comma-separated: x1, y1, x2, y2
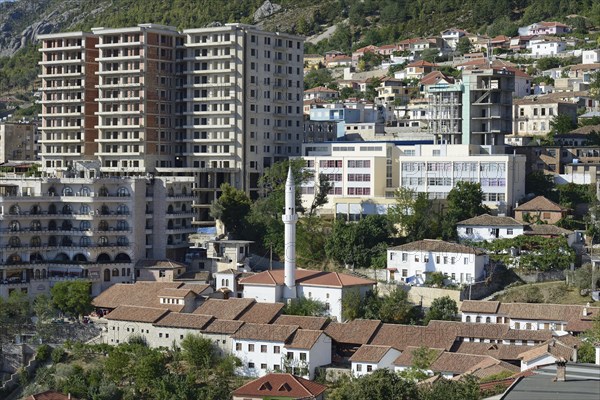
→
(68, 394, 71, 400)
(583, 302, 590, 316)
(595, 343, 600, 366)
(554, 358, 567, 382)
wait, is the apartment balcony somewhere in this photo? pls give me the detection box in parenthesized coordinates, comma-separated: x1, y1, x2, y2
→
(41, 98, 86, 104)
(183, 109, 234, 116)
(190, 67, 235, 74)
(97, 82, 143, 89)
(96, 55, 142, 62)
(96, 41, 142, 48)
(40, 84, 84, 91)
(182, 123, 234, 130)
(95, 124, 144, 130)
(39, 72, 84, 79)
(182, 80, 234, 89)
(165, 211, 196, 218)
(95, 150, 143, 157)
(186, 39, 235, 47)
(39, 58, 84, 66)
(40, 125, 82, 131)
(96, 68, 144, 75)
(40, 137, 83, 144)
(40, 44, 85, 52)
(95, 95, 144, 102)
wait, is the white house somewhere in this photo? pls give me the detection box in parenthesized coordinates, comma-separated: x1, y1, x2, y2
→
(521, 21, 571, 36)
(518, 339, 576, 371)
(441, 28, 467, 51)
(457, 214, 525, 242)
(386, 239, 488, 285)
(528, 38, 566, 56)
(583, 50, 600, 65)
(240, 269, 375, 322)
(349, 345, 401, 377)
(231, 323, 332, 379)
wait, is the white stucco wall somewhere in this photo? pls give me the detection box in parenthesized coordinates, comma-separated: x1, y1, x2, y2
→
(457, 225, 524, 242)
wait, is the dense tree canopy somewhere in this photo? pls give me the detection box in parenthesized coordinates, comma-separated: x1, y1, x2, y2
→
(209, 183, 252, 238)
(424, 296, 458, 324)
(51, 281, 93, 318)
(442, 182, 488, 240)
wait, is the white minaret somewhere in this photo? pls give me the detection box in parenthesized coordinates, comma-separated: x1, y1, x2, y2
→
(282, 165, 298, 298)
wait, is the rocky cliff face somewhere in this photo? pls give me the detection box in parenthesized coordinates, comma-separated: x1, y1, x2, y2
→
(0, 0, 109, 57)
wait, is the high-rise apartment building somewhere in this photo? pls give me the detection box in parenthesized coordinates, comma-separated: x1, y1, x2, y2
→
(38, 32, 99, 174)
(182, 24, 304, 222)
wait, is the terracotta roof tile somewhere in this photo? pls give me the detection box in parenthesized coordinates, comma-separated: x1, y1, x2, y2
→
(178, 283, 211, 294)
(458, 214, 523, 227)
(420, 71, 455, 86)
(237, 302, 284, 324)
(393, 346, 444, 366)
(239, 269, 375, 288)
(92, 282, 182, 309)
(192, 298, 255, 320)
(460, 300, 501, 314)
(232, 373, 327, 398)
(514, 196, 567, 212)
(28, 391, 78, 400)
(389, 239, 485, 255)
(233, 323, 298, 342)
(157, 288, 193, 298)
(369, 323, 455, 351)
(273, 315, 330, 330)
(450, 342, 532, 361)
(305, 86, 338, 93)
(286, 329, 326, 349)
(136, 259, 187, 269)
(325, 319, 381, 344)
(524, 224, 573, 236)
(153, 313, 213, 330)
(201, 319, 244, 334)
(104, 305, 170, 323)
(349, 345, 396, 363)
(518, 339, 575, 362)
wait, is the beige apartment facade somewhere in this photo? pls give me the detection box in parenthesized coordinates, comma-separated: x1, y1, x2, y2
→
(0, 122, 39, 163)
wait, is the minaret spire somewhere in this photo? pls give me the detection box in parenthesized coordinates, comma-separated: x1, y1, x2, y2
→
(282, 164, 298, 298)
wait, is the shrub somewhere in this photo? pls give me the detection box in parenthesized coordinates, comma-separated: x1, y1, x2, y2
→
(36, 344, 51, 362)
(51, 347, 65, 363)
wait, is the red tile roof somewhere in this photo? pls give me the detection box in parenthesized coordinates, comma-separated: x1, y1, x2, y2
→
(153, 312, 213, 330)
(325, 319, 382, 344)
(192, 298, 255, 320)
(514, 196, 567, 212)
(104, 305, 170, 323)
(349, 345, 396, 363)
(232, 373, 327, 398)
(286, 329, 326, 349)
(407, 60, 437, 68)
(273, 315, 330, 330)
(27, 392, 78, 400)
(239, 269, 375, 288)
(420, 71, 455, 86)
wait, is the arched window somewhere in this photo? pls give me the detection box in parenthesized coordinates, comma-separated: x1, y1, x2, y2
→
(9, 236, 21, 247)
(97, 253, 111, 263)
(182, 220, 187, 228)
(80, 205, 91, 215)
(62, 186, 73, 196)
(9, 221, 20, 231)
(99, 186, 109, 197)
(98, 220, 109, 231)
(30, 205, 41, 215)
(80, 186, 91, 196)
(73, 253, 88, 262)
(167, 205, 174, 214)
(466, 316, 471, 322)
(62, 204, 73, 215)
(117, 220, 128, 231)
(181, 204, 187, 212)
(116, 204, 129, 215)
(30, 253, 44, 263)
(98, 236, 109, 246)
(54, 253, 69, 262)
(112, 268, 119, 277)
(80, 221, 91, 231)
(48, 204, 57, 215)
(48, 187, 56, 196)
(115, 253, 131, 262)
(167, 235, 174, 245)
(79, 237, 91, 247)
(30, 236, 41, 247)
(61, 220, 72, 231)
(117, 187, 130, 197)
(30, 220, 41, 231)
(182, 186, 187, 195)
(167, 220, 174, 229)
(48, 236, 57, 246)
(475, 316, 481, 323)
(117, 236, 128, 246)
(9, 205, 20, 215)
(48, 220, 57, 231)
(42, 269, 47, 279)
(100, 205, 110, 215)
(104, 269, 111, 282)
(168, 187, 175, 197)
(486, 317, 491, 323)
(121, 268, 127, 276)
(35, 270, 41, 279)
(61, 236, 73, 246)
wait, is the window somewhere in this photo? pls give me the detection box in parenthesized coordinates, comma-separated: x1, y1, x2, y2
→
(274, 346, 280, 354)
(299, 352, 307, 361)
(261, 345, 267, 353)
(366, 365, 373, 372)
(248, 344, 254, 352)
(466, 227, 473, 234)
(248, 362, 255, 369)
(356, 364, 362, 372)
(507, 229, 513, 235)
(261, 363, 267, 369)
(236, 343, 242, 351)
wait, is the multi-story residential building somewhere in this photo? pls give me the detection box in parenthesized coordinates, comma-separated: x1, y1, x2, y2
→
(182, 24, 304, 219)
(512, 144, 600, 175)
(425, 77, 462, 144)
(303, 86, 339, 101)
(92, 24, 182, 175)
(398, 144, 526, 212)
(520, 21, 571, 36)
(457, 214, 525, 242)
(528, 38, 566, 57)
(386, 239, 489, 285)
(583, 49, 600, 65)
(461, 67, 514, 147)
(511, 97, 578, 139)
(440, 28, 467, 51)
(38, 31, 99, 175)
(0, 122, 39, 162)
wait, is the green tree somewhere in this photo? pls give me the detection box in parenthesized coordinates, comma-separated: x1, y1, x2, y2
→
(180, 334, 216, 370)
(209, 183, 251, 238)
(378, 288, 418, 324)
(390, 188, 440, 241)
(304, 68, 334, 90)
(456, 37, 473, 55)
(411, 346, 439, 369)
(442, 182, 489, 240)
(328, 369, 418, 400)
(50, 281, 93, 318)
(358, 52, 383, 72)
(424, 296, 458, 324)
(542, 114, 577, 144)
(418, 374, 481, 400)
(283, 297, 328, 316)
(525, 170, 555, 198)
